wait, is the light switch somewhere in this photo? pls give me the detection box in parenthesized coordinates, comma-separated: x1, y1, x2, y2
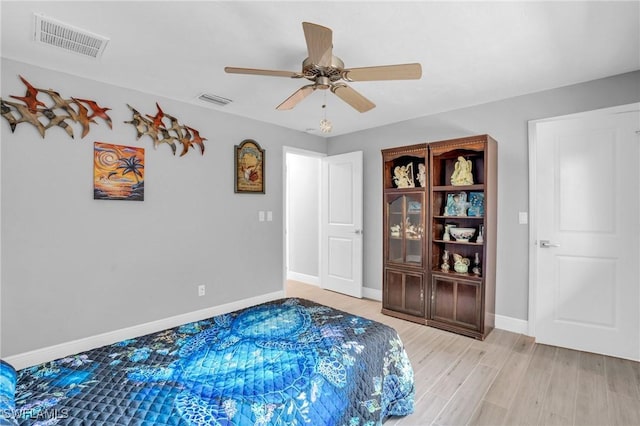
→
(519, 212, 528, 224)
(258, 211, 265, 222)
(267, 211, 273, 221)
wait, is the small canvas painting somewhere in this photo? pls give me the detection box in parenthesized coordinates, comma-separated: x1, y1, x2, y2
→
(94, 142, 144, 201)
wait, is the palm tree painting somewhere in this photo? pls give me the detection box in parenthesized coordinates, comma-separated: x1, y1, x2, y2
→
(94, 142, 144, 201)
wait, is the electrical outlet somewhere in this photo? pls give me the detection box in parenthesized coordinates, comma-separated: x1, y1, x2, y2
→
(198, 285, 206, 297)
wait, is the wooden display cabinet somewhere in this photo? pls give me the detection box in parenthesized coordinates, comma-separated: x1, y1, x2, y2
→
(427, 135, 497, 339)
(381, 136, 497, 340)
(381, 144, 428, 324)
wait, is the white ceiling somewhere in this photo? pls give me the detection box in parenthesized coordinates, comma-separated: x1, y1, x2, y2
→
(1, 1, 639, 137)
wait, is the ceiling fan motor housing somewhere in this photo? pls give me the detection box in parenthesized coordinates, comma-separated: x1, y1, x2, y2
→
(302, 56, 345, 87)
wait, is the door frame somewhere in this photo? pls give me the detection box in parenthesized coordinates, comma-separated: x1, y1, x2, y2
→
(282, 146, 326, 293)
(527, 102, 640, 338)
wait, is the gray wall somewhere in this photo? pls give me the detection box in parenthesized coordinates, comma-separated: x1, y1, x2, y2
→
(286, 152, 321, 279)
(326, 70, 640, 321)
(0, 58, 327, 356)
(2, 57, 638, 357)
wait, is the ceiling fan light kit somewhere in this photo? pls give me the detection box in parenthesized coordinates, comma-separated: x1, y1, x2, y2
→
(225, 22, 422, 113)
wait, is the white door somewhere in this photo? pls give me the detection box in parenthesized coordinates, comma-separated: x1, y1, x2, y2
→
(320, 151, 363, 298)
(531, 104, 640, 361)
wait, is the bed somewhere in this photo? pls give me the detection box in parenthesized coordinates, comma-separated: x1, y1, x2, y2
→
(1, 298, 415, 425)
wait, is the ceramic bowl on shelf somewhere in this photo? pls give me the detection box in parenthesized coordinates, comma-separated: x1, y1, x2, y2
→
(449, 227, 476, 242)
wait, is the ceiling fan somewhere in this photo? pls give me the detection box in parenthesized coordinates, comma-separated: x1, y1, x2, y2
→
(224, 22, 422, 113)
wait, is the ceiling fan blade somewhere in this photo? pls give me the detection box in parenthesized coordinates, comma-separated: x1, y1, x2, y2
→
(302, 22, 333, 67)
(342, 63, 422, 81)
(331, 84, 375, 113)
(276, 85, 316, 110)
(224, 67, 302, 78)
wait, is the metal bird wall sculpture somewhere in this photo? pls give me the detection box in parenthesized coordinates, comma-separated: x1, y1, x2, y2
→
(0, 75, 112, 139)
(124, 102, 206, 157)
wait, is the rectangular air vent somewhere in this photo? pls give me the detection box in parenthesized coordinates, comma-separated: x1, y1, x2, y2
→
(34, 13, 109, 59)
(198, 93, 233, 106)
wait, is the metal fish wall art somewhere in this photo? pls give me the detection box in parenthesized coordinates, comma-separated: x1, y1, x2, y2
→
(0, 75, 112, 139)
(125, 102, 207, 156)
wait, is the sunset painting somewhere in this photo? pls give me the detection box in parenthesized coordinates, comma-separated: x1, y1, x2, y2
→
(94, 142, 144, 201)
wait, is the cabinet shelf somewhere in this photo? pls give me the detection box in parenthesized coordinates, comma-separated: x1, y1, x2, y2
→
(432, 270, 483, 280)
(433, 239, 483, 245)
(433, 184, 484, 192)
(433, 215, 484, 220)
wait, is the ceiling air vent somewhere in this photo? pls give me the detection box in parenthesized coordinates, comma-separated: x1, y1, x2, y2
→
(198, 93, 233, 107)
(34, 13, 109, 59)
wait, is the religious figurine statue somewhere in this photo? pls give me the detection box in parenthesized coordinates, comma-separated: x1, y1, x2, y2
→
(450, 156, 474, 186)
(393, 164, 415, 188)
(417, 163, 427, 187)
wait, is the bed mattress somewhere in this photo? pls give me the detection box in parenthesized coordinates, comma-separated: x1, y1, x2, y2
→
(1, 298, 414, 425)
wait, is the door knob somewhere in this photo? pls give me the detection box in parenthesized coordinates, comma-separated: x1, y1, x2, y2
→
(540, 240, 560, 248)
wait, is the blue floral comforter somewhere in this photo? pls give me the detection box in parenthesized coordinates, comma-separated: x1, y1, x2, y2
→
(1, 298, 414, 425)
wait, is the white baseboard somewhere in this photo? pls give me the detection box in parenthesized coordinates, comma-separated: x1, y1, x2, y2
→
(4, 290, 284, 370)
(363, 287, 382, 301)
(495, 314, 529, 335)
(287, 276, 381, 303)
(286, 271, 320, 286)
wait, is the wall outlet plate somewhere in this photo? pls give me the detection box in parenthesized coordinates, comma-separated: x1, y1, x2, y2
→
(198, 285, 206, 297)
(519, 212, 528, 224)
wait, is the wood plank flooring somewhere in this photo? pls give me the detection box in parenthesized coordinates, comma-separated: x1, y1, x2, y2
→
(286, 281, 640, 426)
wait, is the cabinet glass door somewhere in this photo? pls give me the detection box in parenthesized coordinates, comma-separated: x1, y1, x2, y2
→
(387, 196, 404, 263)
(386, 193, 424, 266)
(405, 193, 423, 265)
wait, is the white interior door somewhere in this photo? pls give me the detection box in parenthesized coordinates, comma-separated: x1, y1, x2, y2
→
(321, 151, 363, 298)
(531, 104, 640, 361)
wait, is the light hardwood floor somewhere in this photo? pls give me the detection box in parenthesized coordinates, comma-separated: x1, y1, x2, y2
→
(286, 281, 640, 426)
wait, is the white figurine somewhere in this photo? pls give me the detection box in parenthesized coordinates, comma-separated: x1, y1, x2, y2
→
(451, 156, 473, 186)
(393, 164, 415, 188)
(417, 163, 426, 187)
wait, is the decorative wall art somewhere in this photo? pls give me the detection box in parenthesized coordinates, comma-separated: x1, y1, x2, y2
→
(234, 139, 264, 193)
(94, 142, 145, 201)
(124, 103, 206, 157)
(0, 75, 112, 139)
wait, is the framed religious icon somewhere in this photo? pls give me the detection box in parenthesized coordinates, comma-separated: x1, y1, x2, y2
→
(234, 139, 265, 193)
